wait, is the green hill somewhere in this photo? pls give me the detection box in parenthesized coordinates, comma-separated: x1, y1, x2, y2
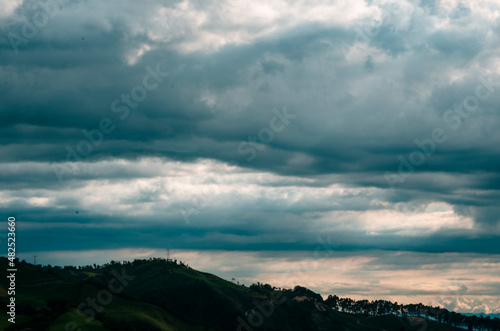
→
(0, 257, 491, 330)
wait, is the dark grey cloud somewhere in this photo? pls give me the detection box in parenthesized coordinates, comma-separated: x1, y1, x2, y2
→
(0, 0, 499, 269)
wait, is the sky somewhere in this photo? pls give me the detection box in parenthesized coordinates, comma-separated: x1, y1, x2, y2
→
(1, 0, 500, 315)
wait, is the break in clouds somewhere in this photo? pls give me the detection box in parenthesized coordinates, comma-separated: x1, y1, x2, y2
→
(1, 0, 499, 314)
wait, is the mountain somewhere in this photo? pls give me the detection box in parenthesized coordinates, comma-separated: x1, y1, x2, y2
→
(0, 257, 497, 331)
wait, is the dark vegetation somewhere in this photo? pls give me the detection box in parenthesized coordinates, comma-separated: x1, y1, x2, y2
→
(0, 257, 498, 331)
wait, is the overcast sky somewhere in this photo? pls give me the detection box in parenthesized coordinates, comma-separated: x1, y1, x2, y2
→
(1, 0, 499, 314)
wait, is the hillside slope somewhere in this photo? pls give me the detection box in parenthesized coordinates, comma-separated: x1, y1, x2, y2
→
(0, 257, 476, 331)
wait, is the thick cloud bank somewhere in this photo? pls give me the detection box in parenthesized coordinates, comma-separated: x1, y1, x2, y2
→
(1, 0, 499, 313)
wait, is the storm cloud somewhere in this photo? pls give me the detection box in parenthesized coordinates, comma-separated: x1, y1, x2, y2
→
(1, 0, 499, 313)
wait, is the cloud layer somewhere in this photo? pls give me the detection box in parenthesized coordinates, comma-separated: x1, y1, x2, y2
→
(1, 0, 499, 314)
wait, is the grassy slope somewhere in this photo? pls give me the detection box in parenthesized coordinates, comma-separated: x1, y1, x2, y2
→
(0, 258, 210, 331)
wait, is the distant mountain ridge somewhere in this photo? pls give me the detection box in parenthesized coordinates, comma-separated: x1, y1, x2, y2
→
(1, 257, 498, 331)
